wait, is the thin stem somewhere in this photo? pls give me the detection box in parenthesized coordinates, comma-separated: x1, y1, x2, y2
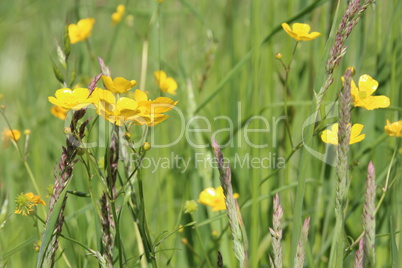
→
(281, 41, 299, 149)
(191, 214, 214, 268)
(1, 111, 42, 196)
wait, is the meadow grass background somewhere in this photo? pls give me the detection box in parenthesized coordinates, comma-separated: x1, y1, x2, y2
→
(0, 0, 402, 267)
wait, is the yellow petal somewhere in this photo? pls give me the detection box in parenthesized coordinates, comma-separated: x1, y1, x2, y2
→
(302, 31, 321, 41)
(292, 23, 311, 35)
(134, 89, 148, 102)
(350, 124, 365, 144)
(281, 23, 299, 40)
(102, 75, 115, 92)
(321, 129, 338, 145)
(358, 74, 378, 96)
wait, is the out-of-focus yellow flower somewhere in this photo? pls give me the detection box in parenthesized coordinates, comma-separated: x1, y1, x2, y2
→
(154, 70, 178, 95)
(178, 225, 184, 233)
(125, 15, 134, 27)
(132, 89, 178, 126)
(281, 23, 321, 41)
(68, 18, 95, 44)
(50, 106, 68, 120)
(2, 128, 21, 148)
(321, 123, 365, 145)
(112, 5, 125, 25)
(183, 200, 198, 214)
(24, 129, 31, 135)
(349, 74, 390, 110)
(91, 88, 144, 126)
(101, 75, 137, 94)
(384, 120, 402, 137)
(0, 94, 3, 100)
(48, 88, 92, 111)
(14, 192, 46, 216)
(198, 186, 239, 211)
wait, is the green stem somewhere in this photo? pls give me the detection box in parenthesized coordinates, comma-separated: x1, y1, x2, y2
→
(191, 214, 214, 268)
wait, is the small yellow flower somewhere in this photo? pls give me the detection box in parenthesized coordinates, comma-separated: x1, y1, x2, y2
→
(2, 128, 21, 148)
(132, 89, 178, 126)
(281, 22, 321, 41)
(154, 70, 178, 95)
(101, 75, 137, 94)
(183, 200, 198, 214)
(349, 74, 390, 110)
(24, 129, 31, 135)
(50, 106, 68, 120)
(91, 88, 144, 126)
(48, 88, 93, 111)
(112, 5, 125, 25)
(14, 192, 46, 216)
(384, 120, 402, 137)
(321, 123, 365, 145)
(178, 225, 184, 233)
(198, 186, 239, 211)
(68, 18, 95, 44)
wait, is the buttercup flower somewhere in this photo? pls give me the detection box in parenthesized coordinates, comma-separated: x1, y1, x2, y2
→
(281, 23, 321, 41)
(14, 192, 46, 216)
(384, 120, 402, 137)
(154, 70, 178, 95)
(48, 88, 93, 111)
(198, 186, 239, 211)
(68, 18, 95, 44)
(321, 123, 365, 145)
(101, 75, 137, 94)
(133, 89, 178, 126)
(349, 74, 390, 110)
(112, 5, 125, 25)
(51, 106, 68, 120)
(91, 88, 144, 126)
(2, 128, 21, 148)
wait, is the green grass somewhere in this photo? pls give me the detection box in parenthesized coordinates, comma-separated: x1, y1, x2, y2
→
(1, 0, 402, 267)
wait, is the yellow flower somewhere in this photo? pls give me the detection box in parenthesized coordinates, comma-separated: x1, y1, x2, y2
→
(281, 22, 321, 41)
(349, 74, 390, 110)
(384, 120, 402, 137)
(198, 186, 239, 211)
(48, 88, 93, 111)
(154, 70, 178, 95)
(101, 75, 137, 94)
(50, 106, 68, 120)
(2, 128, 21, 148)
(68, 18, 95, 44)
(91, 88, 144, 126)
(132, 89, 178, 126)
(321, 123, 365, 145)
(24, 129, 31, 135)
(112, 5, 125, 25)
(183, 200, 198, 214)
(14, 192, 46, 216)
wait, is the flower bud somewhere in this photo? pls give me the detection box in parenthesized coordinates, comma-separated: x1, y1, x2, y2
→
(143, 141, 151, 151)
(275, 53, 283, 59)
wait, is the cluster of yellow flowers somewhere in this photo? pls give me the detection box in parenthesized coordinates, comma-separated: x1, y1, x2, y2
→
(320, 70, 402, 144)
(112, 5, 126, 25)
(49, 75, 178, 127)
(281, 23, 401, 141)
(14, 192, 45, 216)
